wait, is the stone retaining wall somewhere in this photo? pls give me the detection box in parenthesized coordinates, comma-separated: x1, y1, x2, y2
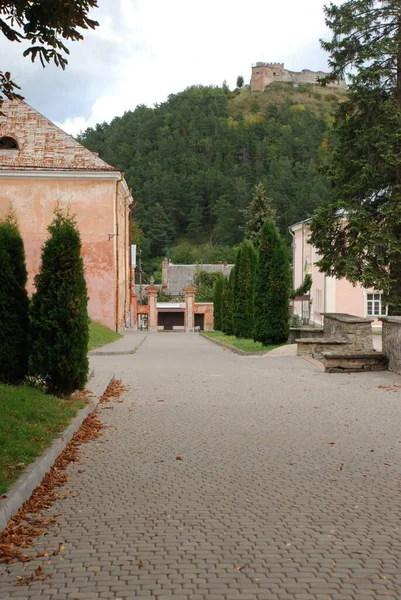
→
(381, 316, 401, 375)
(322, 313, 373, 352)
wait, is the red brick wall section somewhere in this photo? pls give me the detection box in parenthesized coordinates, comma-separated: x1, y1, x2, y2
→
(194, 303, 214, 331)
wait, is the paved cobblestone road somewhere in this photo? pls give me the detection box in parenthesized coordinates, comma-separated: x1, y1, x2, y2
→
(2, 333, 401, 600)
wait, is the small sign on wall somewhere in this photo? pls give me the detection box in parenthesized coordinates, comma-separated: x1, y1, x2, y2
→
(131, 245, 137, 268)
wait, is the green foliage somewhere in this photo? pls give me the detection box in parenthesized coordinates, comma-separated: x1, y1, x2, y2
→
(222, 267, 235, 335)
(194, 269, 223, 302)
(310, 0, 401, 314)
(213, 276, 224, 331)
(167, 242, 237, 265)
(78, 85, 336, 259)
(0, 383, 83, 494)
(236, 75, 244, 89)
(244, 182, 276, 246)
(0, 213, 29, 383)
(29, 210, 89, 395)
(0, 249, 30, 383)
(88, 320, 121, 351)
(203, 331, 278, 353)
(254, 221, 290, 345)
(291, 274, 312, 299)
(233, 240, 258, 339)
(145, 202, 175, 257)
(0, 1, 99, 104)
(0, 209, 27, 287)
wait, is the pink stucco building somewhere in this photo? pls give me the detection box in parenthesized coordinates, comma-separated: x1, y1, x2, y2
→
(290, 219, 386, 329)
(0, 100, 133, 331)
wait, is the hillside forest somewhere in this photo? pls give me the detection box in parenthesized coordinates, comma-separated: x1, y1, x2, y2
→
(78, 82, 344, 281)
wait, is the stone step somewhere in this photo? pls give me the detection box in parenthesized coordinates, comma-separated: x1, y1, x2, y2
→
(322, 351, 388, 373)
(296, 338, 348, 358)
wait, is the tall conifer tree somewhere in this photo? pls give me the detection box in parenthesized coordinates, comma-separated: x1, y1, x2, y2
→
(254, 221, 290, 345)
(244, 183, 276, 246)
(233, 240, 257, 338)
(222, 266, 236, 335)
(0, 212, 30, 382)
(213, 276, 224, 331)
(310, 0, 401, 314)
(29, 210, 89, 395)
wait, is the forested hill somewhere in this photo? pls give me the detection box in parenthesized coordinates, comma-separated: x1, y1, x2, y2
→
(78, 83, 344, 258)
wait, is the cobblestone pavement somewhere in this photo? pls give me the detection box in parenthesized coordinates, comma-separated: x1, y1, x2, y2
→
(2, 333, 401, 600)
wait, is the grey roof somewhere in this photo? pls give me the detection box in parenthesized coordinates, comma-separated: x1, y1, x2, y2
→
(165, 263, 234, 296)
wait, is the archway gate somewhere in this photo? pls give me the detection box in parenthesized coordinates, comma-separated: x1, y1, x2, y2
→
(131, 285, 214, 332)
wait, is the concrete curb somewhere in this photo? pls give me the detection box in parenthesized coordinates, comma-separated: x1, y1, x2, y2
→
(200, 333, 268, 356)
(0, 370, 114, 532)
(88, 333, 148, 356)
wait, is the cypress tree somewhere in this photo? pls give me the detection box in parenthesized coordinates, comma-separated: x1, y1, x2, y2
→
(0, 210, 28, 288)
(0, 246, 30, 383)
(0, 212, 30, 383)
(213, 275, 224, 331)
(222, 266, 235, 335)
(254, 221, 290, 345)
(29, 210, 89, 395)
(233, 240, 257, 339)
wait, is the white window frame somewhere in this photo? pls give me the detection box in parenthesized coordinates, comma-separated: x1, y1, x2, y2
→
(366, 292, 387, 317)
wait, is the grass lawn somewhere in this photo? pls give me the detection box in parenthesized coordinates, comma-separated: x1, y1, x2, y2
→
(0, 384, 84, 495)
(203, 331, 279, 353)
(88, 320, 122, 351)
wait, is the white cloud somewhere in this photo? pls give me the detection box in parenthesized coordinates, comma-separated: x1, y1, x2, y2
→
(4, 0, 333, 135)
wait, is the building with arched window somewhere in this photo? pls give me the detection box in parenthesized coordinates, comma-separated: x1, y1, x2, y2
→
(0, 100, 133, 331)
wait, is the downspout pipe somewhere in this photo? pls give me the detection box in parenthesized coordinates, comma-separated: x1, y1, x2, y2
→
(115, 175, 123, 332)
(288, 225, 295, 289)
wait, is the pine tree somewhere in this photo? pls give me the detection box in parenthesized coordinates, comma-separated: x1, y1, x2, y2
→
(310, 0, 401, 314)
(254, 221, 290, 345)
(0, 212, 30, 383)
(29, 210, 89, 395)
(244, 183, 276, 246)
(233, 240, 258, 338)
(144, 202, 175, 257)
(213, 275, 224, 331)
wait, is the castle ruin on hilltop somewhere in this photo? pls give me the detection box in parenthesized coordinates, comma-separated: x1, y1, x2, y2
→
(251, 62, 346, 92)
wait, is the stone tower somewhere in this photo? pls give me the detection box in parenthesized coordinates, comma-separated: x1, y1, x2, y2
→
(251, 62, 285, 91)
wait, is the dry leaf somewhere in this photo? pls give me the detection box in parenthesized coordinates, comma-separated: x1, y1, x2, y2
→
(138, 560, 144, 568)
(328, 442, 336, 445)
(176, 456, 184, 461)
(236, 564, 249, 571)
(339, 463, 344, 471)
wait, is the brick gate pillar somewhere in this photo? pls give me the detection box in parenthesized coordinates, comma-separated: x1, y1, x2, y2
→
(184, 285, 197, 333)
(146, 285, 159, 331)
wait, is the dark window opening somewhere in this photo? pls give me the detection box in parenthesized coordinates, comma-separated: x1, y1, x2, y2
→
(0, 136, 19, 150)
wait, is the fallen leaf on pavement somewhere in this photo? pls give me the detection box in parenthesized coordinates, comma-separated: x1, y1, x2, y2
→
(176, 456, 184, 461)
(138, 560, 144, 568)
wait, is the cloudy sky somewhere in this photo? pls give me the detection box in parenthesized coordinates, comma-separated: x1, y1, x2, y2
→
(2, 0, 333, 136)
